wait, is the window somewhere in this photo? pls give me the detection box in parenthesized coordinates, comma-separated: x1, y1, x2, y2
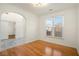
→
(46, 16, 63, 38)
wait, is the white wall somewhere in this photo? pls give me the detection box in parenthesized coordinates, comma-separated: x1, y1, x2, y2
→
(77, 6, 79, 54)
(39, 7, 77, 48)
(0, 4, 39, 51)
(0, 21, 9, 39)
(8, 22, 15, 35)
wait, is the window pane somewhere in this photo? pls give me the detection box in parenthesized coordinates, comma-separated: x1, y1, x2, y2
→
(54, 16, 63, 37)
(54, 16, 63, 25)
(46, 18, 53, 27)
(46, 18, 53, 36)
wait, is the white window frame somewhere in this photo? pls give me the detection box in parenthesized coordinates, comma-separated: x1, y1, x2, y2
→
(46, 16, 64, 39)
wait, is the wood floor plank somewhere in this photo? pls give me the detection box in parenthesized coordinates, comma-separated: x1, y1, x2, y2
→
(0, 40, 78, 56)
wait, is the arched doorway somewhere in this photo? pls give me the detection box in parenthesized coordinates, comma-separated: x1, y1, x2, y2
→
(0, 12, 26, 40)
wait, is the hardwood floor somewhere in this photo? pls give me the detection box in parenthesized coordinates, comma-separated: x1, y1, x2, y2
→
(0, 40, 78, 56)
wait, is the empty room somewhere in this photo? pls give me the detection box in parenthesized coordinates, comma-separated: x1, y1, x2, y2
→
(0, 3, 79, 56)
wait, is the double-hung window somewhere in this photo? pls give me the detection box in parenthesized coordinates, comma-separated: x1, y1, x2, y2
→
(46, 16, 64, 38)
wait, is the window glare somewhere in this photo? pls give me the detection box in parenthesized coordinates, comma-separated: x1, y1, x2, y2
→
(46, 18, 53, 27)
(54, 16, 63, 25)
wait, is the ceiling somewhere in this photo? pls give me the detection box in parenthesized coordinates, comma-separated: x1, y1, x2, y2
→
(0, 3, 78, 16)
